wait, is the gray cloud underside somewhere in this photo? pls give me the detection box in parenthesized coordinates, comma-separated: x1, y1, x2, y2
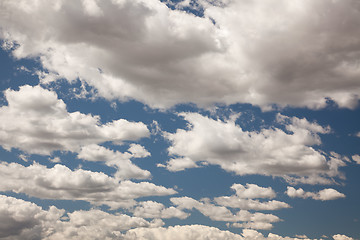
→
(1, 0, 360, 109)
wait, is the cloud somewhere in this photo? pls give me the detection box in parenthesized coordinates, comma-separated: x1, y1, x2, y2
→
(47, 209, 164, 240)
(230, 183, 276, 199)
(213, 183, 290, 211)
(0, 162, 176, 209)
(0, 195, 163, 240)
(1, 0, 360, 109)
(0, 85, 149, 155)
(123, 225, 246, 240)
(132, 201, 190, 220)
(351, 155, 360, 164)
(165, 112, 344, 184)
(0, 195, 63, 239)
(170, 196, 280, 229)
(286, 187, 346, 201)
(332, 234, 355, 240)
(0, 195, 354, 239)
(78, 144, 151, 180)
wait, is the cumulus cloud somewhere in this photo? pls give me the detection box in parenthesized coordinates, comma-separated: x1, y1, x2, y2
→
(132, 201, 189, 220)
(0, 162, 176, 209)
(286, 187, 346, 201)
(332, 234, 355, 240)
(1, 0, 360, 109)
(351, 155, 360, 164)
(78, 144, 151, 180)
(213, 183, 290, 211)
(170, 196, 280, 229)
(0, 85, 149, 155)
(0, 195, 163, 240)
(165, 112, 344, 184)
(123, 225, 245, 240)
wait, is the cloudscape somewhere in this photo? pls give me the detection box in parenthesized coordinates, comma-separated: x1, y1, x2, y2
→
(0, 0, 359, 239)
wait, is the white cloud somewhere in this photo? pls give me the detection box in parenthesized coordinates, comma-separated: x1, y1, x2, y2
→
(0, 85, 149, 155)
(0, 195, 354, 240)
(132, 201, 189, 220)
(351, 155, 360, 164)
(0, 195, 163, 240)
(123, 225, 246, 240)
(0, 194, 64, 239)
(170, 196, 280, 229)
(230, 183, 276, 199)
(231, 222, 274, 231)
(332, 234, 354, 240)
(165, 112, 344, 184)
(214, 197, 290, 211)
(0, 162, 176, 209)
(286, 187, 345, 201)
(47, 209, 164, 240)
(78, 144, 151, 180)
(1, 0, 360, 109)
(157, 157, 199, 172)
(213, 183, 290, 211)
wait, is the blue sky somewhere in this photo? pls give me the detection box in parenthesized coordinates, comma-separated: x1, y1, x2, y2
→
(0, 0, 360, 239)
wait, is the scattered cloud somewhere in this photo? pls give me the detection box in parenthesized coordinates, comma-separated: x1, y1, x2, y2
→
(165, 112, 344, 184)
(0, 162, 176, 209)
(132, 201, 190, 220)
(286, 187, 346, 201)
(351, 155, 360, 164)
(78, 144, 151, 180)
(0, 85, 150, 155)
(170, 196, 280, 229)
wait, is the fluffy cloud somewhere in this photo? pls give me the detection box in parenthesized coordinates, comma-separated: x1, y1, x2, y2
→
(230, 183, 276, 199)
(213, 183, 290, 211)
(1, 0, 360, 109)
(286, 187, 346, 201)
(351, 155, 360, 164)
(78, 144, 151, 180)
(170, 196, 280, 230)
(123, 225, 246, 240)
(132, 201, 189, 219)
(46, 209, 164, 240)
(0, 195, 63, 239)
(165, 112, 344, 184)
(0, 162, 176, 209)
(0, 195, 354, 240)
(332, 234, 355, 240)
(0, 85, 149, 155)
(0, 195, 163, 240)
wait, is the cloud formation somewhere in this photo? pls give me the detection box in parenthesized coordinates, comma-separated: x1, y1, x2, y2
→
(214, 184, 290, 211)
(165, 112, 344, 184)
(170, 196, 280, 230)
(0, 162, 176, 209)
(132, 201, 189, 220)
(1, 0, 360, 109)
(78, 144, 151, 180)
(0, 85, 149, 155)
(0, 195, 163, 240)
(286, 187, 346, 201)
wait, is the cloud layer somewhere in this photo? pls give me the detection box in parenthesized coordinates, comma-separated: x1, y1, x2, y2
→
(1, 0, 360, 109)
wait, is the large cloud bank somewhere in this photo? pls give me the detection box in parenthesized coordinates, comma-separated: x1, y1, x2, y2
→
(1, 0, 360, 109)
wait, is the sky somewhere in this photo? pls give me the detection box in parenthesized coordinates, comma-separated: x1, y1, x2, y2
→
(0, 0, 360, 239)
